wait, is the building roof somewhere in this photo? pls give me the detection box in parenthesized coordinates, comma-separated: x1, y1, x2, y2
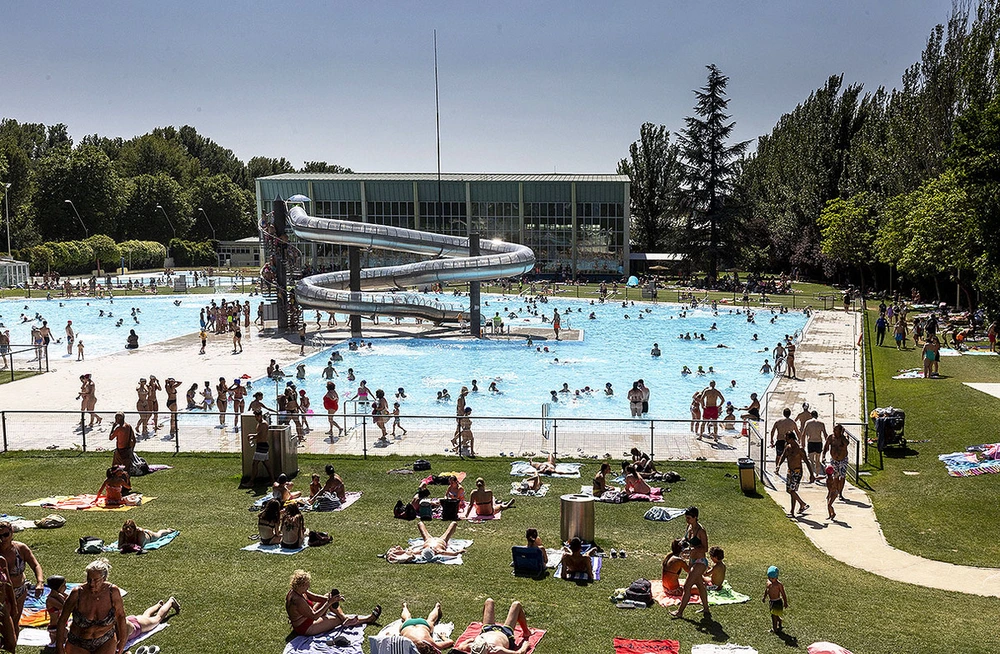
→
(258, 173, 629, 183)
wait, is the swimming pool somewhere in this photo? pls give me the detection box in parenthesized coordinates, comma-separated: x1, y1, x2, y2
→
(0, 294, 254, 359)
(273, 294, 808, 420)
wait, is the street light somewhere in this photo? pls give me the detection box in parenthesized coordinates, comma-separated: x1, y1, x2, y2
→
(762, 389, 788, 441)
(155, 205, 176, 240)
(819, 392, 836, 426)
(197, 207, 216, 240)
(3, 182, 10, 256)
(63, 200, 89, 237)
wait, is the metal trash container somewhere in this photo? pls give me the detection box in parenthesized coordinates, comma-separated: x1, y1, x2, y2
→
(560, 493, 595, 543)
(440, 498, 460, 521)
(241, 415, 298, 482)
(738, 457, 756, 495)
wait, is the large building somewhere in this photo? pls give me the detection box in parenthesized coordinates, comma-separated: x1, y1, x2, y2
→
(255, 173, 630, 278)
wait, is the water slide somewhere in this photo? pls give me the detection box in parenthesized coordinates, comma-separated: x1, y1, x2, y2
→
(287, 206, 535, 322)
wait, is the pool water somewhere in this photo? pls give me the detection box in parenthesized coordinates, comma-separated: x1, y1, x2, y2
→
(0, 294, 253, 359)
(278, 294, 808, 420)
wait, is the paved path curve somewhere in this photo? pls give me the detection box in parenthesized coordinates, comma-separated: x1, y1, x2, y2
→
(762, 309, 1000, 597)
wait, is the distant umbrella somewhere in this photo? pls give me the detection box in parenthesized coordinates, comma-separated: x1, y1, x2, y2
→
(287, 194, 311, 203)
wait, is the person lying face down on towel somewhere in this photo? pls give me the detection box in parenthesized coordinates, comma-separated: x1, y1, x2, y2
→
(119, 520, 173, 549)
(385, 521, 466, 563)
(560, 537, 596, 580)
(285, 569, 381, 637)
(399, 601, 455, 653)
(453, 598, 533, 654)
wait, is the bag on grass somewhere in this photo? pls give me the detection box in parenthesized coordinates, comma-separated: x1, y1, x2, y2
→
(624, 578, 654, 606)
(308, 530, 332, 547)
(35, 514, 66, 529)
(393, 500, 416, 520)
(77, 536, 105, 554)
(413, 459, 431, 471)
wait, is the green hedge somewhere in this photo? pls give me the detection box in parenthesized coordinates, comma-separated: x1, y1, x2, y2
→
(119, 240, 168, 270)
(16, 237, 217, 274)
(168, 238, 217, 267)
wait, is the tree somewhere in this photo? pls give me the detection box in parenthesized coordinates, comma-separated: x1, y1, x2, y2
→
(117, 173, 192, 243)
(679, 64, 749, 278)
(185, 174, 255, 241)
(299, 161, 353, 174)
(818, 194, 878, 287)
(617, 123, 684, 252)
(116, 133, 201, 186)
(248, 156, 295, 183)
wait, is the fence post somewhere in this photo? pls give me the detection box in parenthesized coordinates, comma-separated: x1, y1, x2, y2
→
(552, 419, 558, 457)
(362, 415, 367, 459)
(81, 413, 87, 452)
(1, 412, 7, 452)
(174, 424, 179, 454)
(855, 439, 861, 486)
(649, 420, 654, 459)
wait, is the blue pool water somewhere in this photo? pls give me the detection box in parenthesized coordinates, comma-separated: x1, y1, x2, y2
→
(0, 294, 253, 358)
(277, 295, 808, 420)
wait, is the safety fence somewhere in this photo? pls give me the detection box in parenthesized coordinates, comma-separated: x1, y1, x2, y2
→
(746, 420, 864, 488)
(0, 342, 50, 383)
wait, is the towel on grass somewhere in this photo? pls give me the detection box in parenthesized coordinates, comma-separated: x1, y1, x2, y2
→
(243, 541, 308, 555)
(963, 349, 999, 356)
(333, 491, 363, 511)
(510, 482, 550, 497)
(250, 494, 316, 512)
(553, 555, 602, 581)
(613, 637, 680, 654)
(807, 643, 854, 654)
(938, 348, 962, 356)
(421, 471, 467, 485)
(19, 494, 155, 511)
(650, 580, 750, 607)
(104, 529, 179, 552)
(283, 622, 365, 654)
(142, 464, 173, 474)
(454, 623, 544, 654)
(939, 444, 1000, 476)
(389, 538, 473, 565)
(376, 618, 454, 640)
(691, 644, 758, 654)
(511, 461, 582, 478)
(580, 485, 664, 503)
(892, 368, 924, 379)
(19, 584, 104, 628)
(466, 509, 502, 523)
(644, 507, 686, 522)
(17, 622, 167, 649)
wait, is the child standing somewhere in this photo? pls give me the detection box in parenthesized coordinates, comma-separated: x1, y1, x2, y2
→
(392, 402, 407, 437)
(199, 328, 207, 355)
(763, 566, 788, 632)
(824, 465, 838, 520)
(77, 339, 85, 361)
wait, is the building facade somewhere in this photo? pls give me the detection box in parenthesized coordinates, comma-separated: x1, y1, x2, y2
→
(255, 173, 630, 278)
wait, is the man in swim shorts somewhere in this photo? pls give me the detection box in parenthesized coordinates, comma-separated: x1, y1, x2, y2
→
(700, 381, 724, 440)
(776, 432, 813, 515)
(399, 601, 454, 652)
(770, 408, 799, 472)
(801, 411, 829, 480)
(823, 423, 850, 501)
(453, 598, 532, 654)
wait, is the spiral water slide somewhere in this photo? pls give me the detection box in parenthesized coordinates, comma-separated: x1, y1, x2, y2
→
(288, 206, 535, 322)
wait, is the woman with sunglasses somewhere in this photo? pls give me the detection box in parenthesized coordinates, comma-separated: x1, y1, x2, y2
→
(0, 519, 45, 640)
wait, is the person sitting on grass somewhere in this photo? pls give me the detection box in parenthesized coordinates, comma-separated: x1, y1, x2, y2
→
(593, 462, 617, 496)
(399, 601, 455, 653)
(315, 464, 347, 503)
(445, 476, 466, 504)
(453, 598, 533, 654)
(257, 500, 283, 545)
(702, 546, 726, 590)
(272, 473, 301, 504)
(118, 519, 173, 551)
(384, 521, 465, 563)
(465, 478, 515, 518)
(560, 537, 595, 580)
(281, 504, 307, 549)
(96, 466, 132, 507)
(524, 528, 548, 566)
(661, 539, 690, 595)
(623, 465, 651, 496)
(285, 569, 381, 637)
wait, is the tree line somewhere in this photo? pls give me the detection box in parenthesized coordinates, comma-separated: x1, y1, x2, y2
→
(620, 0, 1000, 313)
(0, 121, 351, 254)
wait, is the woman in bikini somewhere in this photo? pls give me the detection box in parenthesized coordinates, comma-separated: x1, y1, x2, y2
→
(464, 478, 515, 518)
(0, 557, 15, 653)
(661, 539, 690, 595)
(216, 377, 229, 428)
(690, 392, 703, 435)
(257, 500, 283, 545)
(284, 389, 305, 441)
(593, 463, 617, 496)
(56, 558, 126, 654)
(399, 601, 454, 652)
(671, 506, 711, 619)
(623, 465, 651, 496)
(134, 379, 151, 436)
(524, 528, 548, 566)
(117, 520, 173, 550)
(164, 378, 182, 436)
(229, 380, 248, 431)
(281, 504, 307, 549)
(147, 376, 162, 431)
(323, 382, 343, 437)
(96, 467, 131, 508)
(0, 519, 45, 638)
(77, 375, 101, 428)
(284, 569, 380, 637)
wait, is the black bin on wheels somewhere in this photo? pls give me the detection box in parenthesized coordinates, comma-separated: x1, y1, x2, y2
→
(738, 457, 756, 495)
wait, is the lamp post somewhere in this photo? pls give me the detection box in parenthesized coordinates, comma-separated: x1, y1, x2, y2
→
(197, 207, 216, 240)
(63, 200, 89, 237)
(156, 205, 177, 267)
(3, 182, 10, 256)
(762, 389, 787, 441)
(819, 392, 836, 426)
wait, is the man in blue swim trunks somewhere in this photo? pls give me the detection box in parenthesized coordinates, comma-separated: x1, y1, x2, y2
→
(399, 601, 454, 653)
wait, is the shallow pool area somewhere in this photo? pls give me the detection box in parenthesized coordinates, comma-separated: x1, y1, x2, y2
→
(272, 294, 808, 420)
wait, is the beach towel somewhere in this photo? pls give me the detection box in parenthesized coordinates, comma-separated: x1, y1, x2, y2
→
(691, 645, 758, 654)
(938, 348, 962, 356)
(554, 555, 603, 581)
(454, 623, 544, 654)
(18, 584, 105, 628)
(141, 464, 173, 474)
(386, 538, 473, 565)
(892, 368, 924, 379)
(939, 444, 1000, 477)
(104, 529, 180, 552)
(807, 643, 854, 654)
(644, 507, 686, 522)
(580, 485, 663, 503)
(963, 349, 998, 356)
(650, 580, 751, 607)
(17, 622, 166, 649)
(376, 618, 454, 642)
(243, 541, 308, 555)
(510, 482, 550, 497)
(613, 637, 680, 654)
(250, 494, 318, 512)
(19, 494, 155, 511)
(510, 461, 582, 478)
(466, 509, 502, 523)
(283, 622, 366, 654)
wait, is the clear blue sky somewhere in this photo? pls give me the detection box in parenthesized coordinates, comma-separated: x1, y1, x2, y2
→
(1, 0, 954, 174)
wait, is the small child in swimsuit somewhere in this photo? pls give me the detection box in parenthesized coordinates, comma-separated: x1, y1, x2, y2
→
(46, 575, 68, 647)
(762, 566, 787, 632)
(702, 547, 726, 590)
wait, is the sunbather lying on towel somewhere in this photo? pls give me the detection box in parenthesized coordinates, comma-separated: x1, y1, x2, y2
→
(527, 453, 557, 475)
(515, 473, 543, 493)
(285, 569, 381, 637)
(560, 537, 596, 581)
(385, 521, 466, 563)
(453, 598, 532, 654)
(118, 520, 174, 550)
(399, 601, 455, 653)
(465, 478, 515, 518)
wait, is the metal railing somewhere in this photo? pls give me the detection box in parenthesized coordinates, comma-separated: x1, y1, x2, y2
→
(0, 342, 50, 382)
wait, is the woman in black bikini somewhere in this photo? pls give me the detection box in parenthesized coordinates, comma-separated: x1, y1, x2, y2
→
(671, 506, 711, 620)
(56, 558, 126, 654)
(464, 478, 515, 519)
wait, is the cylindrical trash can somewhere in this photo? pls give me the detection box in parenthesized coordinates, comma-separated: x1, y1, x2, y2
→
(560, 493, 595, 543)
(738, 457, 756, 495)
(440, 498, 460, 521)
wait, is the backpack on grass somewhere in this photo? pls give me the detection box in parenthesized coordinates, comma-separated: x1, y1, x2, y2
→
(77, 536, 105, 554)
(624, 578, 654, 606)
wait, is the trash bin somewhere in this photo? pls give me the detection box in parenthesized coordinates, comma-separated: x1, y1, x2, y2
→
(738, 457, 756, 495)
(560, 493, 595, 543)
(440, 498, 460, 521)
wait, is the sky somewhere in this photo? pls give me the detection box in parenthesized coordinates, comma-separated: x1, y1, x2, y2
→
(1, 1, 956, 175)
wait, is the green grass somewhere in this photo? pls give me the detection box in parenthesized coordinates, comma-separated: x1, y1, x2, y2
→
(1, 452, 997, 654)
(0, 370, 41, 384)
(861, 310, 1000, 566)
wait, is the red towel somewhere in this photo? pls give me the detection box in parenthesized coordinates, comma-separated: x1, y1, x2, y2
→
(613, 637, 681, 654)
(454, 622, 545, 653)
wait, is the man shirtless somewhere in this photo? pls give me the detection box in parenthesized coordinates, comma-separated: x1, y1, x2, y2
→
(794, 403, 812, 434)
(822, 423, 850, 501)
(399, 602, 454, 653)
(384, 521, 466, 563)
(700, 381, 725, 440)
(65, 320, 75, 355)
(784, 341, 797, 379)
(527, 453, 557, 475)
(801, 411, 829, 480)
(453, 598, 532, 654)
(775, 432, 814, 515)
(770, 408, 799, 471)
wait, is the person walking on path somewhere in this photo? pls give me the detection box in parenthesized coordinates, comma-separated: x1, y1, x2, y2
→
(801, 411, 829, 481)
(770, 408, 800, 472)
(776, 432, 814, 515)
(784, 340, 797, 379)
(875, 314, 888, 347)
(823, 424, 850, 503)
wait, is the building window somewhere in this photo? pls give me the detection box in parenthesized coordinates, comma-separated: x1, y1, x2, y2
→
(420, 201, 467, 236)
(367, 201, 414, 228)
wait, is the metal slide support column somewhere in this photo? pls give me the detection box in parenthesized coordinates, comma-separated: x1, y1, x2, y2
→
(349, 246, 362, 338)
(273, 197, 289, 331)
(469, 233, 481, 338)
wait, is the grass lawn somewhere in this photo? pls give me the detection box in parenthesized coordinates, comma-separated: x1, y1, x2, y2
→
(862, 310, 1000, 566)
(0, 370, 40, 384)
(1, 452, 997, 654)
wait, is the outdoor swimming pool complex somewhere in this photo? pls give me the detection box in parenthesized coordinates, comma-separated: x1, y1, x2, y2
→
(276, 295, 808, 421)
(0, 294, 253, 359)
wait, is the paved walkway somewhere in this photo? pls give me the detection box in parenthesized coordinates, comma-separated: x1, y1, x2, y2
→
(762, 310, 1000, 598)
